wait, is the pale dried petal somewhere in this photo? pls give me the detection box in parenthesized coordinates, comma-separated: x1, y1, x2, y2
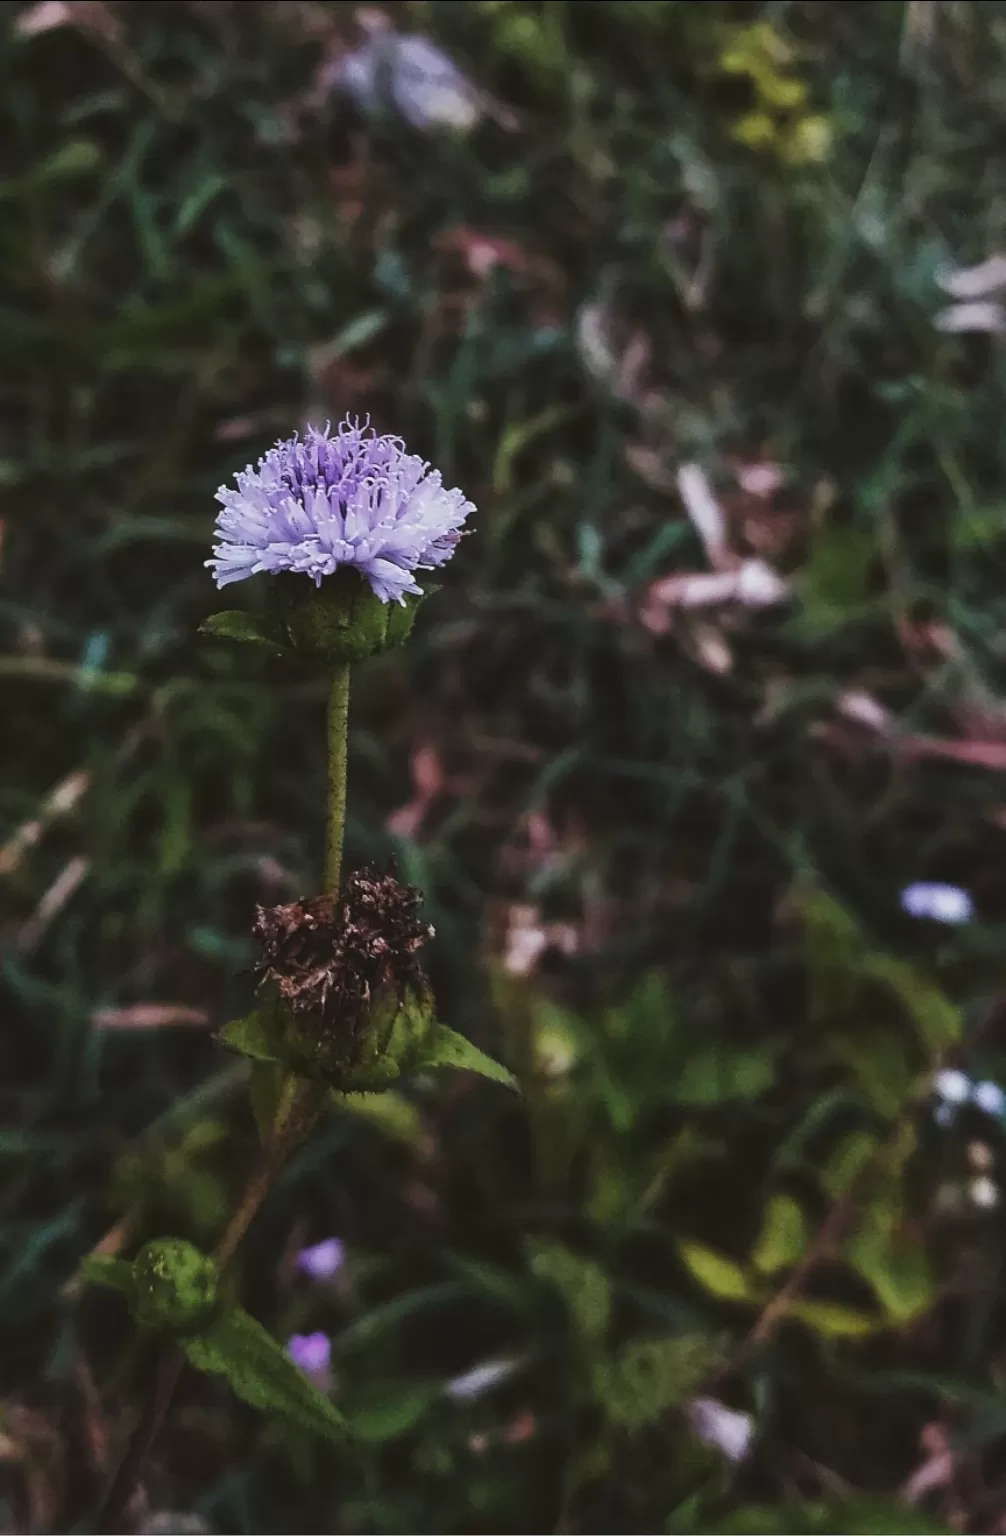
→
(933, 301, 1006, 335)
(935, 254, 1006, 299)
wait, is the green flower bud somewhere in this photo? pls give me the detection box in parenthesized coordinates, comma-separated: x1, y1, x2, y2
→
(131, 1238, 219, 1332)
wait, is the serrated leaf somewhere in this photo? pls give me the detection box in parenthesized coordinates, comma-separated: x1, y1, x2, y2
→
(594, 1334, 725, 1430)
(199, 610, 289, 650)
(217, 1006, 284, 1067)
(182, 1303, 347, 1442)
(678, 1240, 755, 1302)
(81, 1255, 134, 1298)
(528, 1239, 611, 1341)
(751, 1195, 807, 1277)
(414, 1023, 518, 1091)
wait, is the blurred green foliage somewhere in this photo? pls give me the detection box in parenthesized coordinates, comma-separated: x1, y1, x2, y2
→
(4, 0, 1006, 1530)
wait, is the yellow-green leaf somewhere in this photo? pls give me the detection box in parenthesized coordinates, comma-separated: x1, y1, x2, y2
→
(678, 1240, 755, 1302)
(751, 1195, 807, 1277)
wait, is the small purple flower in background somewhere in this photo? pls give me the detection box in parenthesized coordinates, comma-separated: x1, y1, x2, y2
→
(328, 24, 481, 134)
(900, 882, 974, 925)
(287, 1331, 332, 1379)
(296, 1237, 346, 1281)
(444, 1356, 520, 1401)
(207, 418, 474, 604)
(972, 1080, 1006, 1120)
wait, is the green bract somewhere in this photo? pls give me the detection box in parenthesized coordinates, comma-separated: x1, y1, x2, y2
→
(200, 570, 438, 669)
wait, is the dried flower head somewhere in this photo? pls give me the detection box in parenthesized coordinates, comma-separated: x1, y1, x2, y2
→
(252, 867, 434, 1086)
(207, 418, 474, 604)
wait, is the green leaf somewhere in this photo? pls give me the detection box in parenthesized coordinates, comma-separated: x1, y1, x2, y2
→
(81, 1255, 134, 1299)
(819, 1130, 878, 1197)
(183, 1303, 347, 1442)
(787, 1300, 877, 1337)
(348, 1381, 442, 1443)
(830, 1026, 917, 1120)
(863, 954, 963, 1051)
(413, 1023, 519, 1091)
(217, 1005, 284, 1067)
(672, 1046, 775, 1106)
(678, 1240, 756, 1302)
(248, 1060, 287, 1143)
(332, 1090, 425, 1148)
(845, 1207, 936, 1324)
(594, 1334, 725, 1430)
(199, 610, 289, 651)
(528, 1239, 611, 1342)
(751, 1195, 807, 1277)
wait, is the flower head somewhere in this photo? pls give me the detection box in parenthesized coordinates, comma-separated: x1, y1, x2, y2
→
(207, 419, 474, 605)
(296, 1237, 346, 1281)
(252, 866, 434, 1087)
(287, 1331, 331, 1377)
(900, 881, 974, 925)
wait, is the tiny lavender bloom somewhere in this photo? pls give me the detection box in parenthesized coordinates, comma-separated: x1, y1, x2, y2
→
(207, 419, 474, 604)
(296, 1238, 346, 1281)
(287, 1331, 331, 1376)
(900, 881, 974, 925)
(972, 1080, 1006, 1119)
(934, 1069, 972, 1105)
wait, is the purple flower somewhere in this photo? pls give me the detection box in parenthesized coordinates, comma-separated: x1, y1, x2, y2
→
(287, 1331, 331, 1376)
(207, 418, 474, 604)
(296, 1237, 346, 1281)
(900, 882, 974, 925)
(328, 29, 481, 133)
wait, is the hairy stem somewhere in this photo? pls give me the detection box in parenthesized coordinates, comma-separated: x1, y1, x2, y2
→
(323, 662, 351, 894)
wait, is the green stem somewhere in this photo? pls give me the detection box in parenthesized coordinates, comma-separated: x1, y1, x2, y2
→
(92, 1080, 326, 1532)
(324, 662, 351, 894)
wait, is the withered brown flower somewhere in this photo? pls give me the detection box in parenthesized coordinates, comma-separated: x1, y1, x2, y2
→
(252, 867, 434, 1086)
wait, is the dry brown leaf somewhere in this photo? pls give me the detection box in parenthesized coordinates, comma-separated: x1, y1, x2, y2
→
(644, 560, 789, 614)
(16, 0, 120, 40)
(677, 463, 732, 569)
(17, 856, 89, 950)
(0, 769, 90, 878)
(90, 1004, 210, 1029)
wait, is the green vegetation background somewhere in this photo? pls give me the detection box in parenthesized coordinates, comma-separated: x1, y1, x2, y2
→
(4, 1, 1006, 1531)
